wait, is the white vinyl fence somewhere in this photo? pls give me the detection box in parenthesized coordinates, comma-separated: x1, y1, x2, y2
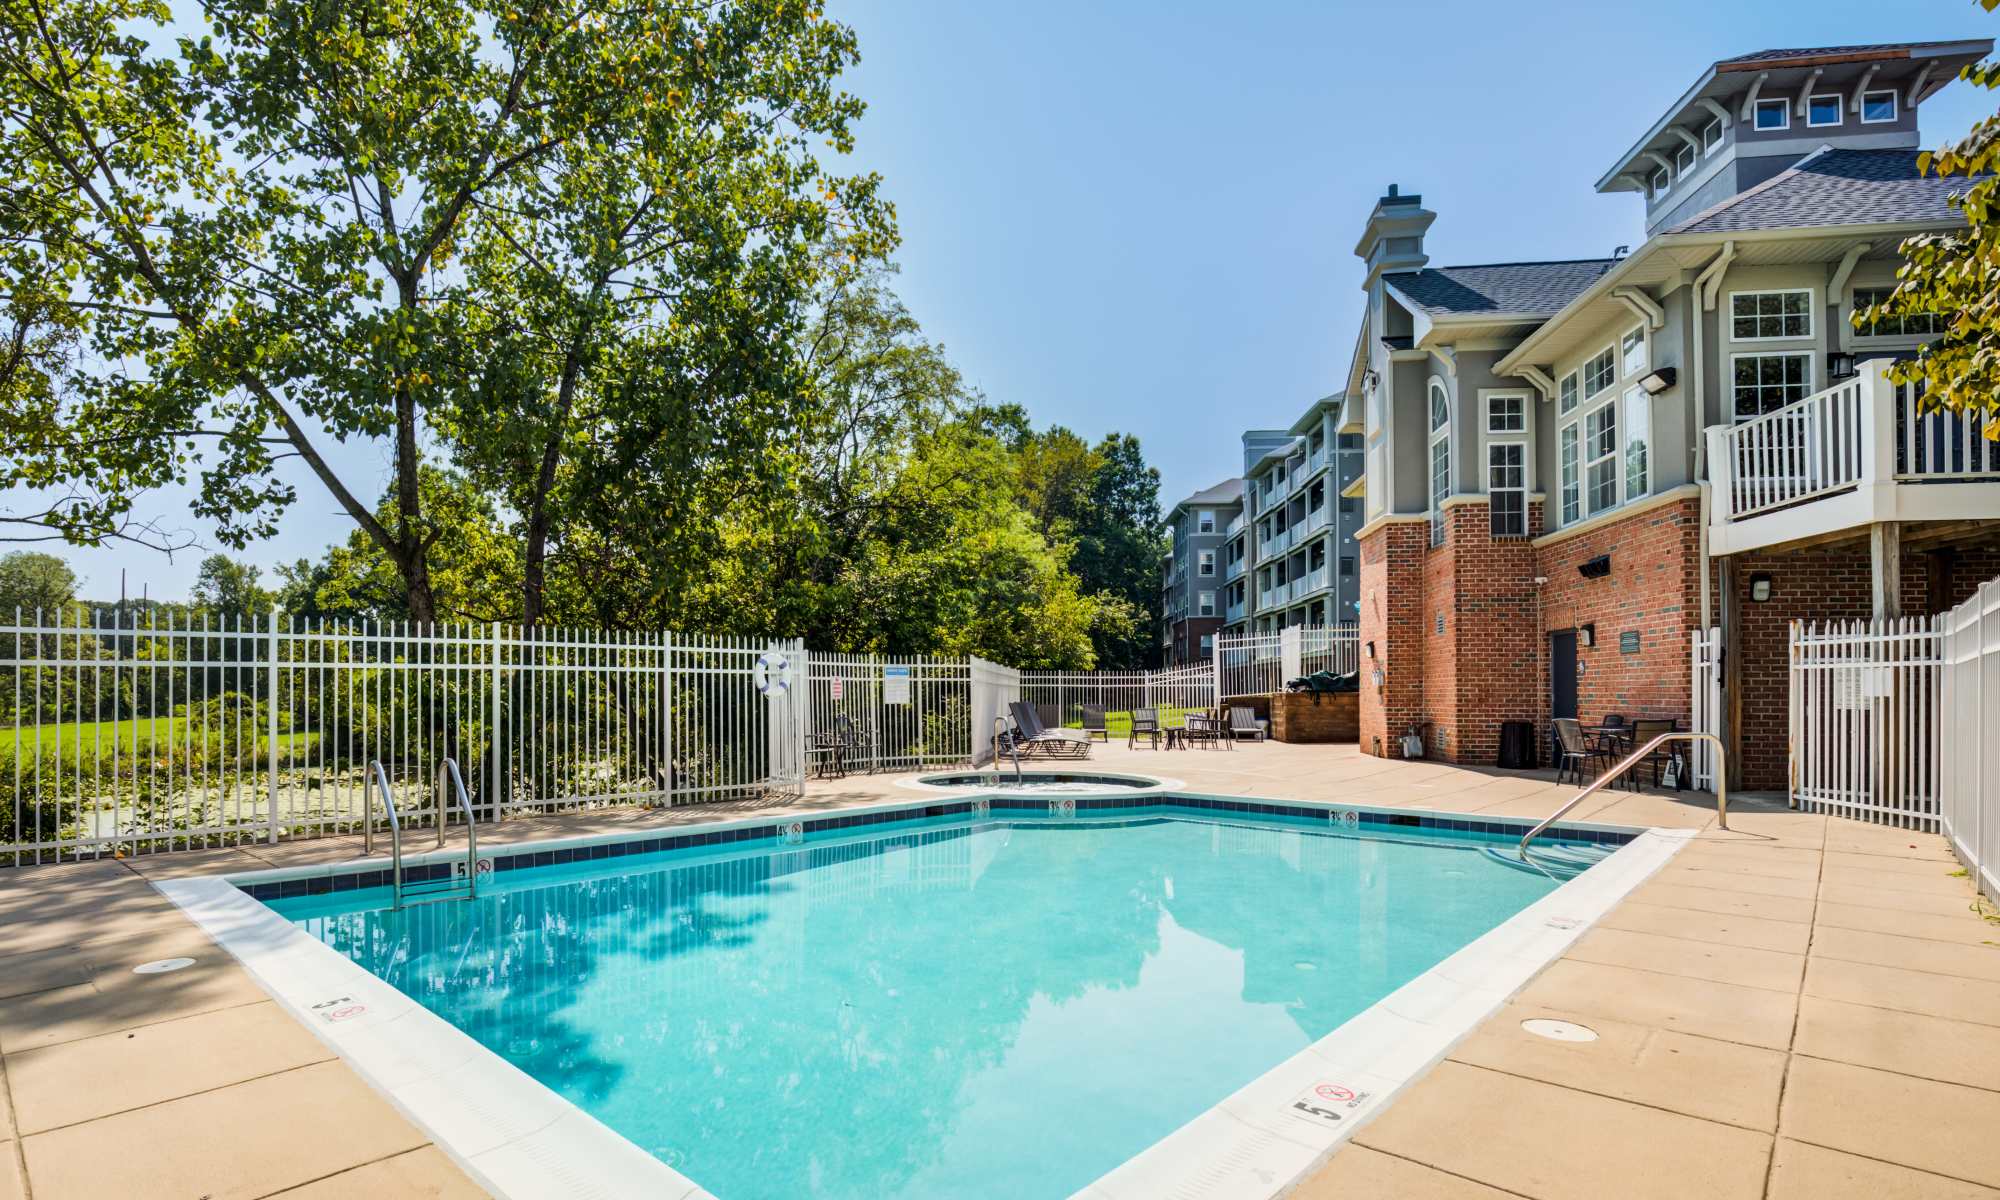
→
(1789, 617, 1943, 830)
(1940, 578, 2000, 900)
(1690, 626, 1722, 792)
(1216, 625, 1358, 697)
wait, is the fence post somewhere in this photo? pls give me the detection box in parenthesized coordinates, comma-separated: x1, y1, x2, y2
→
(266, 607, 281, 845)
(489, 621, 502, 822)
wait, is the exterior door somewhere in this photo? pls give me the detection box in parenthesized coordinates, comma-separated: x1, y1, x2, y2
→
(1549, 630, 1578, 721)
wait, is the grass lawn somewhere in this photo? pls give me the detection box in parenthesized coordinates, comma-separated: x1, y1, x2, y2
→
(3, 717, 318, 762)
(1063, 706, 1200, 737)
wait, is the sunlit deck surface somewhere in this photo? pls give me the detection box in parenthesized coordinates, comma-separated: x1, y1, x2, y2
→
(1, 742, 1994, 1199)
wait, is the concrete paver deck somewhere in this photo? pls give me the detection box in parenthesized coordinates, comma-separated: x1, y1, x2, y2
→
(0, 742, 1993, 1199)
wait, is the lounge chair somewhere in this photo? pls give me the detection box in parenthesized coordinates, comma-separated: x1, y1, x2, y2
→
(1005, 702, 1092, 760)
(1228, 706, 1267, 742)
(1079, 703, 1109, 742)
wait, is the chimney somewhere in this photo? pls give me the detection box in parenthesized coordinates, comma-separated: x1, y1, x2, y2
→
(1355, 183, 1436, 291)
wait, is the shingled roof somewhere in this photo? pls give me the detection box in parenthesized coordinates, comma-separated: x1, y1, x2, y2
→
(1384, 259, 1621, 319)
(1668, 148, 1970, 235)
(1716, 42, 1972, 70)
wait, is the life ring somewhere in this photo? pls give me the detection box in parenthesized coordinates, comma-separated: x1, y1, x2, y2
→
(754, 651, 790, 697)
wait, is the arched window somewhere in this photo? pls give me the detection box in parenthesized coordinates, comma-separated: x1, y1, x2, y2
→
(1428, 380, 1451, 545)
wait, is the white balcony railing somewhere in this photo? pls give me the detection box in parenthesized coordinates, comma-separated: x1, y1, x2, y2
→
(1223, 555, 1246, 582)
(1260, 525, 1293, 562)
(1707, 359, 2000, 555)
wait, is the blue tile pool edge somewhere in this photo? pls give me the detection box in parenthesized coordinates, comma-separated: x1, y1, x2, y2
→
(156, 794, 1691, 1200)
(222, 790, 1644, 899)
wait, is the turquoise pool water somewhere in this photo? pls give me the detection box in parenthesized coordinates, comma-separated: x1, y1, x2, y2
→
(268, 811, 1564, 1199)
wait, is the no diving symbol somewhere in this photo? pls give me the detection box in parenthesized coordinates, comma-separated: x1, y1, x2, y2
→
(1288, 1080, 1372, 1127)
(1314, 1084, 1355, 1103)
(311, 995, 368, 1024)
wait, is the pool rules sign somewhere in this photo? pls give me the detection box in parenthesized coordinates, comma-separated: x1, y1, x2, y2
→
(883, 665, 911, 705)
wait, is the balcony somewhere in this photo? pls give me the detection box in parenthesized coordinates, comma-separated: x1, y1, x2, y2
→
(1225, 598, 1247, 622)
(1223, 555, 1246, 582)
(1225, 511, 1246, 537)
(1291, 565, 1331, 597)
(1706, 360, 2000, 556)
(1258, 525, 1294, 563)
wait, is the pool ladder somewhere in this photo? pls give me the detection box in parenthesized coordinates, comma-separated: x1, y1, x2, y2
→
(991, 716, 1023, 785)
(364, 758, 481, 909)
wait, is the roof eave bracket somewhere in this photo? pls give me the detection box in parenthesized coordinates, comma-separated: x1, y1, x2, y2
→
(1612, 286, 1667, 332)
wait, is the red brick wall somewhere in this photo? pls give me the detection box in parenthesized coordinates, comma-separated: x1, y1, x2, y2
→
(1357, 520, 1427, 756)
(1437, 500, 1543, 764)
(1538, 497, 1703, 737)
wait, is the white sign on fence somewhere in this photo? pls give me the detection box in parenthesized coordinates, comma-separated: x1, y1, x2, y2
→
(883, 665, 911, 705)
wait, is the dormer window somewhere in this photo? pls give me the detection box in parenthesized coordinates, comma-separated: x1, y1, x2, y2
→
(1651, 166, 1670, 196)
(1753, 98, 1789, 131)
(1702, 117, 1724, 155)
(1675, 142, 1696, 175)
(1807, 94, 1842, 128)
(1861, 90, 1898, 124)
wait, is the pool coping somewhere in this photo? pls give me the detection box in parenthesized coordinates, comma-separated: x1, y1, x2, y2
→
(153, 789, 1688, 1200)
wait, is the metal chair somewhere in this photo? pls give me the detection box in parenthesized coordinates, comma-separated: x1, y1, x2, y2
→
(1552, 718, 1609, 787)
(1129, 707, 1161, 750)
(1079, 704, 1109, 742)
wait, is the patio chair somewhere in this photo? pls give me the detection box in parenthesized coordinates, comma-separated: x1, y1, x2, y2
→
(1007, 702, 1092, 760)
(1552, 718, 1610, 787)
(1627, 717, 1679, 787)
(1129, 707, 1161, 750)
(1228, 706, 1267, 742)
(1079, 703, 1109, 742)
(1184, 708, 1226, 750)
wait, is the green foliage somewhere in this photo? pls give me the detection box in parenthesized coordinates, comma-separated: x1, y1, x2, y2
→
(1859, 33, 2000, 424)
(0, 551, 77, 617)
(190, 554, 270, 615)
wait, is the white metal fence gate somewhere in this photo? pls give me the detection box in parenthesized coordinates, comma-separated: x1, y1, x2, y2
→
(1790, 618, 1944, 830)
(1940, 577, 2000, 900)
(1, 610, 808, 866)
(805, 654, 972, 775)
(1215, 625, 1358, 698)
(1690, 626, 1722, 792)
(1016, 665, 1220, 729)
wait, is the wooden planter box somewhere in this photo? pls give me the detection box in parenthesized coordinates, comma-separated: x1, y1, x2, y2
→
(1267, 691, 1359, 743)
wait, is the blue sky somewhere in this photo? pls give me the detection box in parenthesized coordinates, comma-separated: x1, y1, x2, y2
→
(37, 0, 1998, 602)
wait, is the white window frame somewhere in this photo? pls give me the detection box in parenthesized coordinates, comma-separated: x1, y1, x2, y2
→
(1675, 141, 1696, 175)
(1650, 165, 1670, 196)
(1487, 441, 1528, 539)
(1702, 117, 1724, 155)
(1620, 325, 1647, 378)
(1860, 89, 1898, 124)
(1582, 344, 1617, 398)
(1558, 422, 1581, 526)
(1198, 548, 1215, 576)
(1583, 393, 1619, 516)
(1753, 97, 1790, 131)
(1198, 590, 1215, 617)
(1196, 508, 1215, 534)
(1558, 369, 1578, 415)
(1486, 393, 1526, 434)
(1428, 380, 1451, 546)
(1623, 384, 1650, 501)
(1728, 288, 1815, 342)
(1852, 285, 1947, 339)
(1729, 352, 1814, 420)
(1806, 93, 1843, 128)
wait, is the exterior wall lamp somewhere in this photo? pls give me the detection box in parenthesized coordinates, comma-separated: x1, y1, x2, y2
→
(1750, 572, 1774, 602)
(1827, 351, 1858, 381)
(1637, 366, 1678, 395)
(1579, 623, 1597, 648)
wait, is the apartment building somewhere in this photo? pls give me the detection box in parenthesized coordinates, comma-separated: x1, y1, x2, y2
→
(1242, 397, 1366, 632)
(1159, 479, 1243, 666)
(1345, 38, 2000, 786)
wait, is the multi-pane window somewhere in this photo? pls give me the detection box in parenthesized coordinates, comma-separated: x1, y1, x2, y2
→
(1488, 443, 1527, 538)
(1754, 97, 1789, 130)
(1623, 386, 1650, 500)
(1807, 94, 1841, 127)
(1861, 90, 1897, 123)
(1854, 287, 1948, 337)
(1702, 117, 1724, 154)
(1198, 590, 1215, 617)
(1585, 402, 1618, 513)
(1197, 509, 1215, 533)
(1732, 353, 1812, 419)
(1198, 549, 1215, 576)
(1731, 290, 1812, 340)
(1558, 370, 1579, 415)
(1487, 394, 1525, 433)
(1621, 327, 1647, 377)
(1559, 425, 1581, 525)
(1583, 347, 1616, 398)
(1429, 382, 1450, 546)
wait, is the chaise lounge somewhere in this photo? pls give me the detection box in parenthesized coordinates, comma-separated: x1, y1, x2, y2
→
(1002, 702, 1093, 760)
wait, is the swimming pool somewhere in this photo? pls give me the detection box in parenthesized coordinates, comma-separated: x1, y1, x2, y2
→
(222, 800, 1657, 1200)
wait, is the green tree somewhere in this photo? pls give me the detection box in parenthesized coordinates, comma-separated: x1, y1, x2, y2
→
(0, 550, 77, 617)
(2, 0, 886, 620)
(189, 554, 270, 615)
(1860, 26, 2000, 422)
(1073, 434, 1163, 668)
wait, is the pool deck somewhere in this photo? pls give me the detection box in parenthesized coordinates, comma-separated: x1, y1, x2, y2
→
(1, 742, 1996, 1199)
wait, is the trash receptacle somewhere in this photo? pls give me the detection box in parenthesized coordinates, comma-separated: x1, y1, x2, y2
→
(1497, 720, 1538, 769)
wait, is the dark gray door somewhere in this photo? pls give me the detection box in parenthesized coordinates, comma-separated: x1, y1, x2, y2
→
(1549, 630, 1578, 720)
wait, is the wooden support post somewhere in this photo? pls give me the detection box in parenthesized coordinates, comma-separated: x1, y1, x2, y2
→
(1718, 555, 1744, 791)
(1871, 522, 1902, 619)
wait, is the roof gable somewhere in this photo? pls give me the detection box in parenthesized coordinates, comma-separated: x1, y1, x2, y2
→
(1385, 260, 1620, 319)
(1668, 147, 1970, 235)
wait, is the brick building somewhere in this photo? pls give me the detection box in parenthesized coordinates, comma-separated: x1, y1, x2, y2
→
(1339, 40, 2000, 787)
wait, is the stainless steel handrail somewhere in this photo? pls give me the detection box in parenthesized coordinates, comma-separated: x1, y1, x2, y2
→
(436, 757, 479, 899)
(1520, 731, 1727, 860)
(992, 717, 1023, 784)
(363, 760, 405, 906)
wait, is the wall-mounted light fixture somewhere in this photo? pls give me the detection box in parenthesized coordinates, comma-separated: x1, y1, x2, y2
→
(1750, 572, 1774, 603)
(1637, 366, 1678, 395)
(1827, 351, 1858, 381)
(1366, 640, 1376, 659)
(1579, 622, 1597, 648)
